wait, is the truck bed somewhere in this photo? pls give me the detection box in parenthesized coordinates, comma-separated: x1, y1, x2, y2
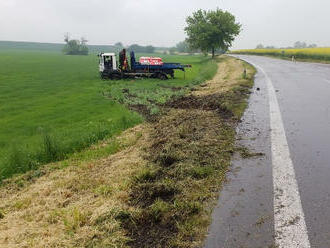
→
(132, 62, 185, 71)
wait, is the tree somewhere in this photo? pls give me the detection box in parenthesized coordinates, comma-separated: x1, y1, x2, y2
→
(169, 47, 176, 55)
(128, 44, 143, 53)
(185, 8, 241, 58)
(79, 37, 88, 55)
(64, 32, 70, 43)
(113, 42, 124, 53)
(176, 41, 189, 53)
(175, 40, 197, 54)
(114, 42, 124, 48)
(294, 41, 307, 49)
(145, 45, 155, 53)
(308, 43, 317, 48)
(63, 34, 89, 55)
(256, 44, 264, 49)
(293, 41, 317, 49)
(128, 44, 155, 53)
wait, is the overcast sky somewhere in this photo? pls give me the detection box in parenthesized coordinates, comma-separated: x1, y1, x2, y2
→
(0, 0, 329, 49)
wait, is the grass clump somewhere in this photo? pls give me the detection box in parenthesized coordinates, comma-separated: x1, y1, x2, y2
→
(63, 207, 90, 234)
(133, 167, 159, 183)
(41, 133, 64, 162)
(94, 184, 113, 197)
(149, 199, 171, 223)
(235, 146, 264, 158)
(190, 166, 215, 179)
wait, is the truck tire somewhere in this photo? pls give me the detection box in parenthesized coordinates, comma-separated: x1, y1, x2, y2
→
(158, 73, 168, 80)
(101, 72, 108, 79)
(112, 73, 122, 80)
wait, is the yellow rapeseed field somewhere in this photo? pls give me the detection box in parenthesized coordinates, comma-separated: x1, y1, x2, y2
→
(231, 47, 330, 61)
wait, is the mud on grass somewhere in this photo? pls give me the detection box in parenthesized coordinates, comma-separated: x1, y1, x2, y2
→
(125, 109, 235, 247)
(120, 56, 256, 248)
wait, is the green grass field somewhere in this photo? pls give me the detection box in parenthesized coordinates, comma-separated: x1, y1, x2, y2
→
(0, 49, 216, 180)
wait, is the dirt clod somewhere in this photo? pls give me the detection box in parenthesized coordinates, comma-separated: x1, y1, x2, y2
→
(165, 93, 233, 119)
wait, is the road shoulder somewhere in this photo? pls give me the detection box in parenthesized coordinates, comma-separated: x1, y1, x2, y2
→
(205, 58, 275, 248)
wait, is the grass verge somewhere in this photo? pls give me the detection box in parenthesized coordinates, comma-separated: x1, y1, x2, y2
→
(121, 56, 256, 247)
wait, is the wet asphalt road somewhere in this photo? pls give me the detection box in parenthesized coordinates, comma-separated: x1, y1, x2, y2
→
(204, 55, 330, 248)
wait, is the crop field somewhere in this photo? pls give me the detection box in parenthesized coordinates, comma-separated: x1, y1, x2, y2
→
(0, 49, 216, 180)
(231, 47, 330, 61)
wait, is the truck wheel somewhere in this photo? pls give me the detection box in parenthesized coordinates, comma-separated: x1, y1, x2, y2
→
(151, 73, 158, 78)
(112, 73, 122, 80)
(158, 73, 168, 80)
(101, 72, 108, 79)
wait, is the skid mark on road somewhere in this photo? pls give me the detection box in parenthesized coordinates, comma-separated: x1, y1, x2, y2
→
(253, 64, 311, 248)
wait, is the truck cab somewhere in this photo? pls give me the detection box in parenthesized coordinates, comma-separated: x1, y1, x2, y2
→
(98, 53, 118, 78)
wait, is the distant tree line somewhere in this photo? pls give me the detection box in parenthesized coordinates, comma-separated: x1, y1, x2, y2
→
(292, 41, 317, 49)
(114, 42, 155, 53)
(172, 40, 226, 56)
(256, 41, 318, 50)
(63, 33, 89, 55)
(176, 41, 195, 53)
(128, 44, 155, 53)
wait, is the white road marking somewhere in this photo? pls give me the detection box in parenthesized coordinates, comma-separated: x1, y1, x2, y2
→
(253, 64, 311, 248)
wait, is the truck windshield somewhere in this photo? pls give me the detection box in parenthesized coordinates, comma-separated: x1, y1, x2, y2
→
(104, 56, 112, 69)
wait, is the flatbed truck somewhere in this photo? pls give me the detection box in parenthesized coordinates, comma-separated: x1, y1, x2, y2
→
(98, 51, 191, 80)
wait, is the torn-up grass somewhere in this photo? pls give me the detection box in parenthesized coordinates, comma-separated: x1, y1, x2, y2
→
(119, 56, 256, 248)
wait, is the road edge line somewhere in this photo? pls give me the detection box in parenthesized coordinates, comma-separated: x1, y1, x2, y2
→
(254, 63, 311, 248)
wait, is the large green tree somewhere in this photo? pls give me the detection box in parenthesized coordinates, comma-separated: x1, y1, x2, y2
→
(185, 8, 241, 58)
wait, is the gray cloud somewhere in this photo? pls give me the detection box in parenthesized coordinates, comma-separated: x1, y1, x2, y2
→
(1, 0, 329, 49)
